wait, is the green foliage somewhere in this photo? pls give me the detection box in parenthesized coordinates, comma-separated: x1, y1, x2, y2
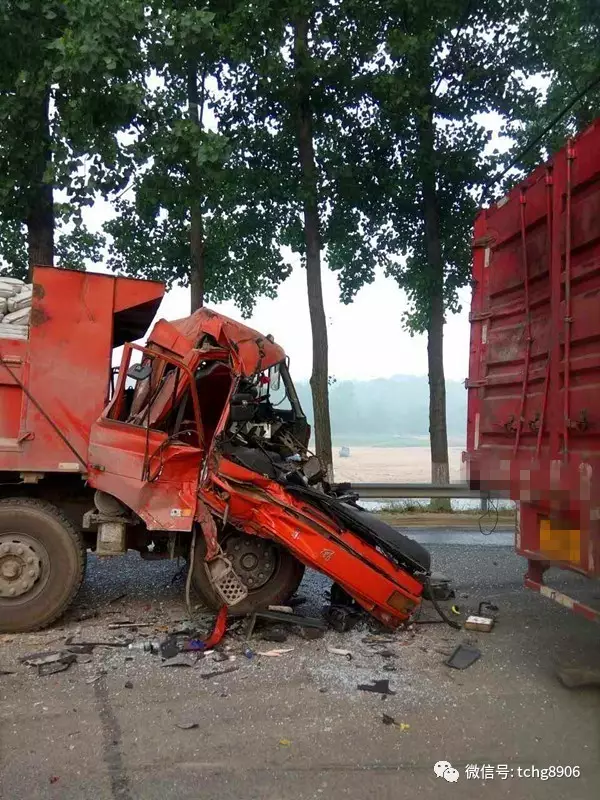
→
(326, 0, 539, 334)
(0, 0, 146, 272)
(503, 0, 600, 180)
(216, 0, 390, 285)
(104, 0, 291, 315)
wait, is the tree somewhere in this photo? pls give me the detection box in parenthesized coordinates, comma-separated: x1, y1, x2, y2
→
(0, 0, 146, 278)
(215, 0, 390, 479)
(104, 1, 291, 316)
(329, 0, 537, 505)
(501, 0, 600, 180)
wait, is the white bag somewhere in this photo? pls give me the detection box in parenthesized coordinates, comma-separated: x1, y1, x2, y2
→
(3, 307, 31, 325)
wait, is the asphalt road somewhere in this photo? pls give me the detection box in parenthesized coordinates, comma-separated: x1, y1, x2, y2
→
(1, 532, 599, 800)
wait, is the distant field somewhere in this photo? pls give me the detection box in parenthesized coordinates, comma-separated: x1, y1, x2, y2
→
(330, 435, 466, 448)
(332, 445, 465, 483)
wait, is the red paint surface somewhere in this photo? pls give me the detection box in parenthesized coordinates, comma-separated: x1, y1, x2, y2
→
(466, 119, 600, 579)
(1, 266, 424, 627)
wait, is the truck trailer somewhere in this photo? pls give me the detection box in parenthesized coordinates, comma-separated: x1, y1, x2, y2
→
(0, 266, 431, 632)
(466, 118, 600, 620)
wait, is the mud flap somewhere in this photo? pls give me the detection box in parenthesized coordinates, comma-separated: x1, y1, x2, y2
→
(206, 554, 249, 606)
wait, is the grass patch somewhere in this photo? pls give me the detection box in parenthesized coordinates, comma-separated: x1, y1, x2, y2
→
(374, 499, 516, 517)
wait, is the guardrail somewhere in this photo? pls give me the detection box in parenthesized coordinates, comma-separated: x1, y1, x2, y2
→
(349, 482, 493, 510)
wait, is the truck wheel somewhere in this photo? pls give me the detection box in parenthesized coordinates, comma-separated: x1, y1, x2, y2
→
(191, 528, 305, 615)
(0, 498, 86, 633)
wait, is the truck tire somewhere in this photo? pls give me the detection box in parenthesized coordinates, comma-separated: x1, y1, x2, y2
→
(0, 498, 86, 633)
(191, 527, 305, 615)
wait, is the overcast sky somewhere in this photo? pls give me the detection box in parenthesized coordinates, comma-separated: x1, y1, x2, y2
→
(155, 260, 473, 384)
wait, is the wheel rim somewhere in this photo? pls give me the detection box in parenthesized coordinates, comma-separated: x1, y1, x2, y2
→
(0, 532, 49, 605)
(222, 533, 278, 591)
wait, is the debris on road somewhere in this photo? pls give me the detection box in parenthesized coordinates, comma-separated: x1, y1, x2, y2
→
(323, 605, 361, 632)
(326, 646, 353, 660)
(464, 615, 495, 632)
(175, 722, 199, 730)
(382, 714, 410, 730)
(20, 651, 65, 666)
(21, 650, 77, 676)
(201, 666, 240, 679)
(362, 635, 395, 645)
(445, 644, 481, 670)
(124, 681, 134, 689)
(159, 636, 181, 660)
(278, 739, 291, 747)
(161, 655, 195, 668)
(295, 626, 324, 640)
(423, 573, 455, 602)
(256, 647, 294, 657)
(38, 659, 75, 676)
(375, 649, 396, 659)
(64, 643, 95, 655)
(245, 609, 327, 640)
(261, 627, 288, 643)
(478, 601, 499, 617)
(357, 680, 396, 696)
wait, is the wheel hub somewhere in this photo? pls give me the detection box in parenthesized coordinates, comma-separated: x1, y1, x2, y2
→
(0, 540, 42, 598)
(224, 535, 277, 590)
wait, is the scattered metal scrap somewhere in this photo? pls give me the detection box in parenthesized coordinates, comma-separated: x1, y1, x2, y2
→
(20, 650, 78, 676)
(445, 644, 481, 670)
(357, 680, 396, 696)
(244, 609, 327, 640)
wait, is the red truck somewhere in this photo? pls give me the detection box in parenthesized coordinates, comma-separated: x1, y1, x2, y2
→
(0, 266, 430, 632)
(466, 119, 600, 620)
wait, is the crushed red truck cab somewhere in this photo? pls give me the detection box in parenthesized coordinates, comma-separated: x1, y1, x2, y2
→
(0, 266, 430, 632)
(466, 119, 600, 619)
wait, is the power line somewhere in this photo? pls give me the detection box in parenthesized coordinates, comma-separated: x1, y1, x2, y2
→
(481, 69, 600, 204)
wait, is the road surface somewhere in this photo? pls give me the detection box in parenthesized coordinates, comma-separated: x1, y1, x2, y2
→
(1, 533, 599, 800)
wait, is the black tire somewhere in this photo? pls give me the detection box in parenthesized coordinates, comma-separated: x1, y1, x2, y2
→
(0, 498, 86, 633)
(191, 527, 305, 615)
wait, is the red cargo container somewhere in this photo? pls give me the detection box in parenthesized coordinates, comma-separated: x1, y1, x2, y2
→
(466, 120, 600, 619)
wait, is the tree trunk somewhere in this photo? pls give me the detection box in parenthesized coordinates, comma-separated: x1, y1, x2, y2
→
(417, 101, 450, 511)
(27, 89, 54, 277)
(187, 62, 205, 313)
(190, 205, 205, 312)
(293, 15, 334, 481)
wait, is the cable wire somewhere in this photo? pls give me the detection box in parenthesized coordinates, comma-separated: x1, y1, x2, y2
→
(481, 70, 600, 204)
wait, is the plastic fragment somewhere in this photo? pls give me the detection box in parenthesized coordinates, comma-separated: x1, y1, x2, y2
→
(357, 680, 396, 695)
(326, 646, 353, 660)
(256, 647, 294, 657)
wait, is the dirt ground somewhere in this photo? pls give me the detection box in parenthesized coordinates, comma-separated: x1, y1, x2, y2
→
(333, 446, 465, 483)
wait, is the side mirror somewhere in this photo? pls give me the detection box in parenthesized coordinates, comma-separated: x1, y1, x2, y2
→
(127, 362, 152, 381)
